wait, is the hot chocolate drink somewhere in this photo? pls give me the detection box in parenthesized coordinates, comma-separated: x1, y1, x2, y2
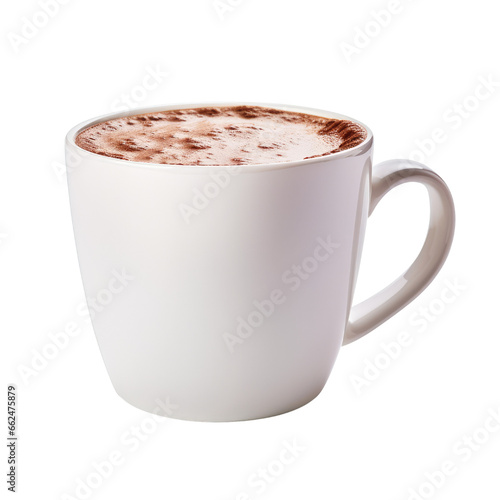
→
(75, 105, 367, 166)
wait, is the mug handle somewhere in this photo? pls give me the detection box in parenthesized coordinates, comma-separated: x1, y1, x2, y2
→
(343, 159, 455, 345)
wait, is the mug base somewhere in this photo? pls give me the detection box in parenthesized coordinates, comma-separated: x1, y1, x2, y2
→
(112, 385, 326, 422)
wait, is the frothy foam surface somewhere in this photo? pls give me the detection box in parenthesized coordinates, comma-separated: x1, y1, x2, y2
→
(75, 106, 367, 166)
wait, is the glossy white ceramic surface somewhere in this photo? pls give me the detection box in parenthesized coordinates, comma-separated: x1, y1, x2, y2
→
(66, 103, 454, 421)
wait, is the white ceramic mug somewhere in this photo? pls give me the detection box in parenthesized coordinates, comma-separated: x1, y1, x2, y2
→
(66, 103, 455, 421)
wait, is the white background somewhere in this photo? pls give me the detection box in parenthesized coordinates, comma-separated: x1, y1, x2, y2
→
(2, 0, 500, 499)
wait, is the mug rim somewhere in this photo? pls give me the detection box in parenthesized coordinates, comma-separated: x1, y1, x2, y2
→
(66, 102, 374, 172)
